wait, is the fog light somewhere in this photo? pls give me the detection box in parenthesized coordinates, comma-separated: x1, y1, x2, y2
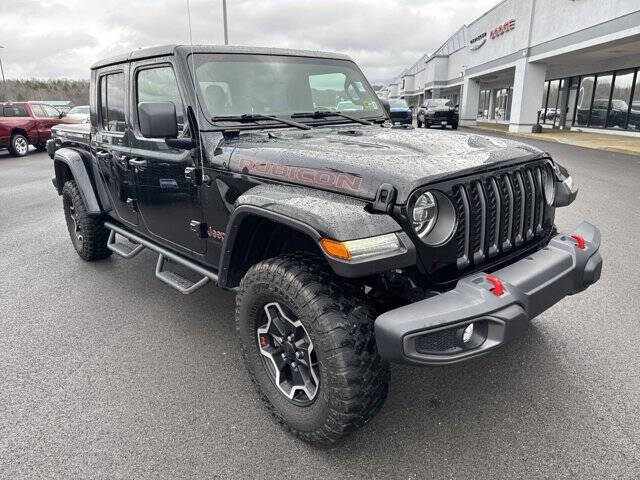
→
(462, 323, 474, 344)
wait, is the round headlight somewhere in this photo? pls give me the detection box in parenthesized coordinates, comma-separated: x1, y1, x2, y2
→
(412, 192, 438, 237)
(541, 164, 556, 206)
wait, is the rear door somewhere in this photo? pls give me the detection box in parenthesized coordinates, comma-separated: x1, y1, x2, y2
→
(93, 67, 138, 226)
(128, 59, 206, 254)
(28, 104, 49, 144)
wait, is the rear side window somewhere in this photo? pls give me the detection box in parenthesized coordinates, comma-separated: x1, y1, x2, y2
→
(2, 105, 28, 117)
(99, 72, 126, 132)
(136, 66, 187, 136)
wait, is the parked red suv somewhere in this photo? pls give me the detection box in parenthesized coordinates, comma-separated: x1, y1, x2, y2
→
(0, 102, 82, 157)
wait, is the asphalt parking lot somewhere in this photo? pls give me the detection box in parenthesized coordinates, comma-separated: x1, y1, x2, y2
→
(1, 136, 639, 479)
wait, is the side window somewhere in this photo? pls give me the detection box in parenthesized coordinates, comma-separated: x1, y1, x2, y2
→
(42, 104, 61, 118)
(30, 104, 46, 117)
(99, 72, 126, 132)
(136, 66, 187, 136)
(4, 105, 28, 116)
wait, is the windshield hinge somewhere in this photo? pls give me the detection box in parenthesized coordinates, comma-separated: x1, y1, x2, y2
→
(372, 183, 396, 213)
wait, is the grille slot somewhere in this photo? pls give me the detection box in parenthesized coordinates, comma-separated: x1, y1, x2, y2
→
(451, 163, 552, 271)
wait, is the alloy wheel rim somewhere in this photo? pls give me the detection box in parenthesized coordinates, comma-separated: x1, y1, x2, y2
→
(15, 137, 28, 154)
(257, 302, 319, 405)
(67, 203, 83, 244)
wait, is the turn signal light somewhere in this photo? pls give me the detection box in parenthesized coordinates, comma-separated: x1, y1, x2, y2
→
(319, 238, 352, 260)
(319, 233, 404, 262)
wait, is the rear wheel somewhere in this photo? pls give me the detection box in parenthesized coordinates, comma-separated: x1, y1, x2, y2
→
(9, 134, 29, 157)
(62, 180, 111, 261)
(452, 123, 459, 130)
(236, 254, 389, 445)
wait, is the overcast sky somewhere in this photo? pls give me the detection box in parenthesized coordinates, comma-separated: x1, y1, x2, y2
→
(1, 0, 497, 83)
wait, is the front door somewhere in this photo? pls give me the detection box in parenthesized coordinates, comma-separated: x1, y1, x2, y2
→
(129, 61, 206, 254)
(93, 68, 138, 226)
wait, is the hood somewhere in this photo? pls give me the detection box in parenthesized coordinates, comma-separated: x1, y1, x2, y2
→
(225, 125, 545, 204)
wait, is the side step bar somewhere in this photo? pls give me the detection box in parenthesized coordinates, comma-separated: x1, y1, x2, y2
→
(105, 222, 218, 294)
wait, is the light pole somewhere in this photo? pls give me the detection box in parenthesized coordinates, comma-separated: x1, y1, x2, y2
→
(222, 0, 229, 45)
(0, 46, 6, 101)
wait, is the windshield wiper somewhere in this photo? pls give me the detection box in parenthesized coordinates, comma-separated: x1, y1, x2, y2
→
(211, 113, 310, 130)
(291, 111, 373, 126)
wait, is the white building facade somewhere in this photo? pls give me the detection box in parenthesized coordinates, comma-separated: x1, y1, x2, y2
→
(388, 0, 640, 134)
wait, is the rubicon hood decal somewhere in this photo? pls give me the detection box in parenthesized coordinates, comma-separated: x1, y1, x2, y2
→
(225, 126, 545, 203)
(239, 157, 363, 193)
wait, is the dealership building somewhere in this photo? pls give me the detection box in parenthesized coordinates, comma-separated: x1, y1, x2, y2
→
(388, 0, 640, 134)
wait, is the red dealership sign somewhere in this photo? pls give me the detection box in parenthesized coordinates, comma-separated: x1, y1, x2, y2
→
(490, 19, 516, 39)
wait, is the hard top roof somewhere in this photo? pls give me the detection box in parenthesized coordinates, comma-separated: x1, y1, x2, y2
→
(91, 44, 353, 70)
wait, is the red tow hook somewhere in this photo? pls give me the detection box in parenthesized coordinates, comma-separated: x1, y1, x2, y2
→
(570, 234, 586, 250)
(486, 275, 504, 296)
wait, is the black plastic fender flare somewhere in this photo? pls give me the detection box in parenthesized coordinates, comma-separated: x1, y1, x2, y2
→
(53, 148, 102, 215)
(217, 184, 416, 287)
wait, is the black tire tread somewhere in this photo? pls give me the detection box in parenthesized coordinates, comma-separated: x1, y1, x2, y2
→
(62, 180, 111, 261)
(236, 252, 389, 445)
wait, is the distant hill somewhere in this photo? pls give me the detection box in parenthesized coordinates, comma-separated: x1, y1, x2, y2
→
(1, 79, 89, 106)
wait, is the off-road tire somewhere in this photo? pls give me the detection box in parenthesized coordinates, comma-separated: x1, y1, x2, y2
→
(62, 180, 111, 261)
(9, 133, 29, 157)
(236, 253, 389, 445)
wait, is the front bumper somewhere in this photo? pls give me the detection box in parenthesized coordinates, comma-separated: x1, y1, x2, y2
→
(375, 222, 602, 366)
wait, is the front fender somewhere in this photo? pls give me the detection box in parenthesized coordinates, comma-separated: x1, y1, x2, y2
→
(232, 184, 402, 240)
(218, 184, 416, 286)
(53, 148, 103, 215)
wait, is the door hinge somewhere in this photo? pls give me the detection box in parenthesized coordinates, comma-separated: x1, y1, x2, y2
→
(190, 220, 208, 238)
(185, 167, 202, 186)
(126, 198, 138, 212)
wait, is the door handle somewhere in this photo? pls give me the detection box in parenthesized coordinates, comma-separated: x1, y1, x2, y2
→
(128, 158, 147, 168)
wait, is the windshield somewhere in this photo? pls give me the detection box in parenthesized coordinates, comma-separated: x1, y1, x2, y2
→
(389, 99, 409, 108)
(427, 99, 452, 108)
(191, 53, 383, 124)
(69, 106, 89, 114)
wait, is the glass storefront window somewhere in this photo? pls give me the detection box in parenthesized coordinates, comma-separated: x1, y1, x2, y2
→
(575, 76, 595, 127)
(540, 81, 549, 122)
(627, 72, 640, 131)
(589, 74, 613, 127)
(478, 89, 491, 120)
(544, 80, 560, 124)
(607, 71, 634, 129)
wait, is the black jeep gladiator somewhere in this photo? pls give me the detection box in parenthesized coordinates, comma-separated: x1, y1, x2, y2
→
(48, 45, 602, 445)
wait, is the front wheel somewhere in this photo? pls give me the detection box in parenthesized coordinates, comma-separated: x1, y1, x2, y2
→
(236, 254, 389, 445)
(452, 123, 459, 130)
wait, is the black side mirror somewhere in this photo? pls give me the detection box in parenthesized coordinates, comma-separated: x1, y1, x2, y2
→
(138, 101, 178, 138)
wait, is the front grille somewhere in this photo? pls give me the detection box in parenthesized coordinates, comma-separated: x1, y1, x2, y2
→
(452, 163, 553, 270)
(432, 111, 450, 119)
(390, 111, 410, 121)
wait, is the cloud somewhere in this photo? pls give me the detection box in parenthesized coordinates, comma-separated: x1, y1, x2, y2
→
(0, 0, 497, 82)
